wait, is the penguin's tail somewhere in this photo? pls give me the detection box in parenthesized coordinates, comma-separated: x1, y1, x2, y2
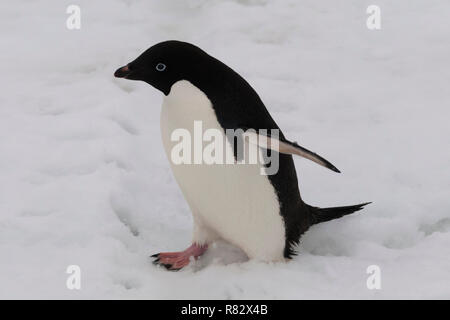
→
(307, 202, 371, 225)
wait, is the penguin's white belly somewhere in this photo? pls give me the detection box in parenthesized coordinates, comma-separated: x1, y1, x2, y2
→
(160, 80, 285, 261)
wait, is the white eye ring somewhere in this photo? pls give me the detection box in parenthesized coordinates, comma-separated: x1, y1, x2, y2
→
(156, 63, 166, 71)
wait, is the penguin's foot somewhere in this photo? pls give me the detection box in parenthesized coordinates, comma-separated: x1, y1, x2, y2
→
(151, 243, 208, 271)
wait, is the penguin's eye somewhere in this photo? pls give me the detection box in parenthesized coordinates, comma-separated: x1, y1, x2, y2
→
(156, 63, 166, 72)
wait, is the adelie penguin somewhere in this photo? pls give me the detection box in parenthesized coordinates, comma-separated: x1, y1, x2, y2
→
(114, 40, 370, 270)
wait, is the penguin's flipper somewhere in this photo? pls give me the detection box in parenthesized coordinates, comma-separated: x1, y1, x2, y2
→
(278, 138, 341, 173)
(243, 130, 340, 173)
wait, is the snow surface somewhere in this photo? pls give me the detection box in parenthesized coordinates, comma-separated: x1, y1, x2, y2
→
(1, 0, 449, 299)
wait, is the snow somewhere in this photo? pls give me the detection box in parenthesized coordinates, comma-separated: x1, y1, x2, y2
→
(1, 0, 449, 299)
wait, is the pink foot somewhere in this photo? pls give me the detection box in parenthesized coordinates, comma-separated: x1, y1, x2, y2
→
(151, 244, 208, 271)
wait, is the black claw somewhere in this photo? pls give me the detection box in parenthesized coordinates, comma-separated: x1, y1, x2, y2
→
(152, 260, 182, 272)
(162, 263, 173, 270)
(149, 252, 183, 271)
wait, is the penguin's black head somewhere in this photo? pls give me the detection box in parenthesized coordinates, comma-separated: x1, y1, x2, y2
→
(114, 40, 208, 95)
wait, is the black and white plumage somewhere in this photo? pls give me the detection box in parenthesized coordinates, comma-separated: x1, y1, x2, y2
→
(114, 40, 369, 269)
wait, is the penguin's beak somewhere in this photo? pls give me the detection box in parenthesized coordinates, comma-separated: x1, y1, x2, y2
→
(114, 65, 132, 78)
